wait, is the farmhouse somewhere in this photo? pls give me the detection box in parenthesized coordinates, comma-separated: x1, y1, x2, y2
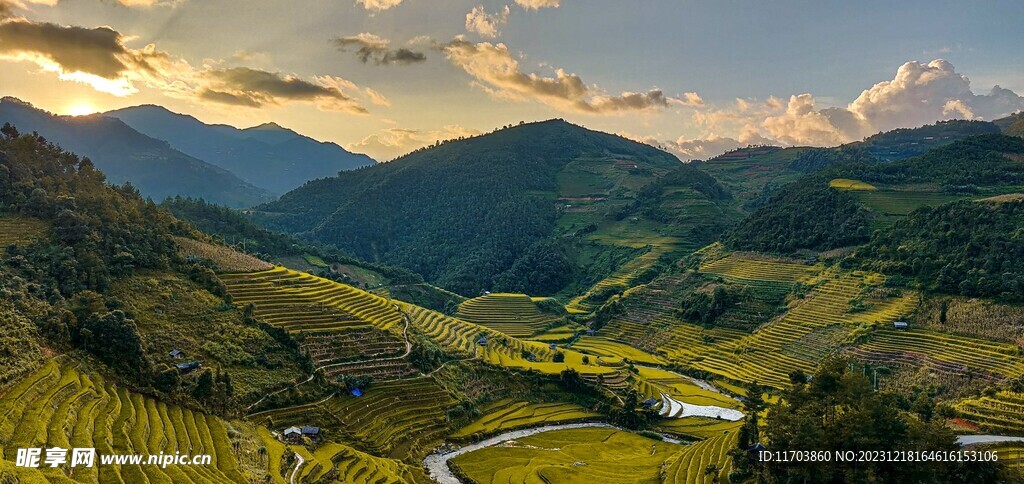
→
(175, 361, 201, 373)
(893, 321, 909, 330)
(169, 349, 185, 359)
(283, 426, 302, 443)
(477, 336, 489, 346)
(302, 426, 322, 442)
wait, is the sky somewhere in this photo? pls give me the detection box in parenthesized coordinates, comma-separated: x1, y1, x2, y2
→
(1, 0, 1023, 161)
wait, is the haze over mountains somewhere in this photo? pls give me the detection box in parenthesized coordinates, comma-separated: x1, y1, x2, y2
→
(0, 97, 274, 208)
(106, 105, 375, 194)
(0, 97, 377, 207)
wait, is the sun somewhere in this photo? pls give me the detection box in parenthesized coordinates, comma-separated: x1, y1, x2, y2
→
(66, 102, 98, 117)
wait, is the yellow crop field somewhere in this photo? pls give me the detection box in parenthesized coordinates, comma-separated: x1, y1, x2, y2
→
(174, 236, 273, 272)
(450, 427, 682, 483)
(0, 358, 251, 483)
(829, 178, 878, 191)
(457, 293, 560, 337)
(451, 400, 600, 439)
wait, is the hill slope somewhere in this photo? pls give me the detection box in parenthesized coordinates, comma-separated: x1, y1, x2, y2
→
(254, 119, 731, 295)
(106, 105, 375, 194)
(0, 98, 272, 207)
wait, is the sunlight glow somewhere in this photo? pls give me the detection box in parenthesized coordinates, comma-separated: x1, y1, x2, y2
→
(66, 102, 98, 117)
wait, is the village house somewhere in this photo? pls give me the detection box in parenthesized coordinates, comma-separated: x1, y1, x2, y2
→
(169, 349, 185, 359)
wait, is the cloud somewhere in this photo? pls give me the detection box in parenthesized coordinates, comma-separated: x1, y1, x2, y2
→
(347, 124, 481, 160)
(515, 0, 559, 9)
(364, 87, 390, 106)
(356, 0, 403, 12)
(442, 39, 671, 114)
(465, 5, 509, 39)
(0, 18, 170, 95)
(660, 59, 1024, 159)
(199, 67, 368, 114)
(763, 94, 846, 146)
(334, 32, 426, 65)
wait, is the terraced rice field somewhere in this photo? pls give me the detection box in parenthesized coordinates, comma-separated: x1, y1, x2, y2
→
(291, 442, 425, 483)
(457, 293, 560, 337)
(569, 336, 665, 364)
(850, 329, 1024, 381)
(829, 178, 877, 190)
(699, 252, 819, 284)
(221, 267, 403, 332)
(253, 377, 453, 460)
(568, 249, 665, 312)
(450, 400, 600, 439)
(661, 430, 737, 483)
(407, 305, 622, 378)
(301, 326, 405, 367)
(450, 427, 682, 483)
(0, 358, 248, 483)
(955, 391, 1024, 434)
(0, 214, 47, 247)
(989, 444, 1024, 475)
(852, 190, 964, 226)
(174, 236, 273, 272)
(660, 269, 917, 389)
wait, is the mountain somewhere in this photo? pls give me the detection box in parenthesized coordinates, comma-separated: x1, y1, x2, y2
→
(0, 97, 272, 207)
(105, 105, 376, 194)
(254, 119, 735, 296)
(724, 134, 1024, 254)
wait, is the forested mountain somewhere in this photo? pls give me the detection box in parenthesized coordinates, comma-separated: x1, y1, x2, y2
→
(254, 119, 730, 295)
(106, 105, 375, 194)
(0, 98, 273, 207)
(725, 134, 1024, 254)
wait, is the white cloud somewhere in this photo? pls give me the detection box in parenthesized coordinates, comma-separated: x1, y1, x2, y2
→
(763, 93, 846, 146)
(442, 39, 672, 114)
(465, 5, 510, 39)
(347, 124, 481, 160)
(356, 0, 403, 12)
(515, 0, 559, 9)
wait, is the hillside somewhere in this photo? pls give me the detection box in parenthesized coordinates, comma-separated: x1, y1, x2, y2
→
(0, 98, 273, 207)
(697, 120, 1005, 211)
(107, 105, 375, 194)
(725, 134, 1024, 254)
(254, 119, 735, 296)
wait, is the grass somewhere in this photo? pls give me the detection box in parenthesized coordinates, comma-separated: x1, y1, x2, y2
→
(829, 178, 878, 191)
(0, 358, 251, 483)
(450, 427, 682, 483)
(457, 293, 561, 337)
(450, 399, 601, 439)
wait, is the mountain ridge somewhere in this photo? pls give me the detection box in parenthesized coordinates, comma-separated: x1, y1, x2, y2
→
(105, 105, 375, 194)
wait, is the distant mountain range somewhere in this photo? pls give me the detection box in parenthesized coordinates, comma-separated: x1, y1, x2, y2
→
(105, 105, 375, 194)
(0, 97, 273, 208)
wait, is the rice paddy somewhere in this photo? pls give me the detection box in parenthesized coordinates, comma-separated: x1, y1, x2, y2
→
(829, 178, 878, 191)
(457, 293, 561, 337)
(450, 427, 682, 483)
(174, 236, 273, 272)
(450, 400, 601, 439)
(955, 391, 1024, 435)
(0, 358, 249, 483)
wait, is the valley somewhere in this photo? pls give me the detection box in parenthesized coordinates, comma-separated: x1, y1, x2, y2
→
(1, 110, 1023, 483)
